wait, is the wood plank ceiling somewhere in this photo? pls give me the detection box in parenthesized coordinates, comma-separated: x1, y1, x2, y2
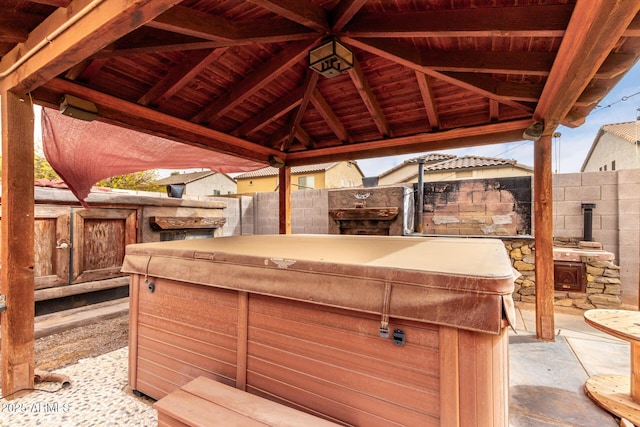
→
(1, 0, 639, 169)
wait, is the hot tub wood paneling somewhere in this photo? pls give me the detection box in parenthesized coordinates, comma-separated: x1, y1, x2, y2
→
(125, 235, 514, 426)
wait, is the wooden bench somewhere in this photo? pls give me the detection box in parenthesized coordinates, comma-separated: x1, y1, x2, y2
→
(154, 377, 341, 426)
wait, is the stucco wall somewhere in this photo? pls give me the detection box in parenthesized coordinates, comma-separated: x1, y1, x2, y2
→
(324, 161, 363, 188)
(184, 174, 236, 196)
(582, 132, 640, 172)
(408, 166, 533, 183)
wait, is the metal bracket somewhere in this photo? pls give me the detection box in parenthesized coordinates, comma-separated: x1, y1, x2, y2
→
(0, 295, 6, 313)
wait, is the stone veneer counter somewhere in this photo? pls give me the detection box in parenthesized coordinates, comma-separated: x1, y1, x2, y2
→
(507, 238, 622, 310)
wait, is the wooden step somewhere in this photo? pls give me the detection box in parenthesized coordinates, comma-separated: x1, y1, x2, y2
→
(155, 376, 341, 427)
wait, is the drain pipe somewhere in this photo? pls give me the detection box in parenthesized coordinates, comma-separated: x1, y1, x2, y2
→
(416, 158, 425, 234)
(581, 203, 596, 242)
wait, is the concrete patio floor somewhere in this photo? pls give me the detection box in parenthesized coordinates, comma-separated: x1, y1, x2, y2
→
(510, 303, 629, 426)
(0, 302, 632, 426)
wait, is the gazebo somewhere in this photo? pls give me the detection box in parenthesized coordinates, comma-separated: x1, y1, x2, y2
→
(1, 0, 639, 399)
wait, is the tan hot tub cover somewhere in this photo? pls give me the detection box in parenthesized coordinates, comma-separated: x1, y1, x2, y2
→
(121, 234, 516, 334)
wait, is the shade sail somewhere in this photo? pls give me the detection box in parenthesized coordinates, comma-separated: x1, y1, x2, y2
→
(41, 107, 264, 206)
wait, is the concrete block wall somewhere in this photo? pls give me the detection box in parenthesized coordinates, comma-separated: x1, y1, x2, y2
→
(617, 170, 640, 307)
(222, 190, 330, 236)
(254, 192, 280, 235)
(552, 170, 640, 306)
(213, 195, 255, 236)
(292, 189, 329, 234)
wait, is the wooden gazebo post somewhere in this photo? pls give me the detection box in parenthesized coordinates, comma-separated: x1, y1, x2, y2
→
(1, 91, 36, 396)
(534, 133, 555, 341)
(279, 166, 291, 234)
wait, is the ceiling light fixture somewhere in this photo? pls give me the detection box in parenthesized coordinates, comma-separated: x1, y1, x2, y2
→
(269, 155, 285, 169)
(522, 121, 544, 141)
(60, 94, 98, 121)
(309, 38, 353, 78)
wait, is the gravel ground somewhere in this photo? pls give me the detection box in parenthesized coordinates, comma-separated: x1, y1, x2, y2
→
(33, 314, 130, 372)
(0, 315, 157, 426)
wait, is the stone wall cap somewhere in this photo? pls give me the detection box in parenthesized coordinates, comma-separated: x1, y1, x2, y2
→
(553, 247, 615, 262)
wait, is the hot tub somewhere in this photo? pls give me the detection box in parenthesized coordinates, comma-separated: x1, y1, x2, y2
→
(122, 234, 515, 426)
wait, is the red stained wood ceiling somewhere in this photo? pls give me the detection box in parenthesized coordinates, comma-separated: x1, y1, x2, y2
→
(1, 0, 639, 167)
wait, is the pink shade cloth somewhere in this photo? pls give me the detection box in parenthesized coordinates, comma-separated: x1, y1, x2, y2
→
(42, 107, 264, 207)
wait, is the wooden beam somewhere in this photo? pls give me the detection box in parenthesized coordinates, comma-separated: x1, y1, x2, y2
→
(347, 57, 391, 137)
(310, 88, 352, 143)
(42, 78, 280, 162)
(626, 13, 640, 37)
(0, 0, 183, 93)
(443, 72, 541, 106)
(96, 24, 316, 58)
(343, 37, 533, 113)
(594, 53, 640, 80)
(146, 5, 236, 41)
(345, 5, 573, 38)
(534, 0, 640, 128)
(330, 0, 367, 32)
(294, 127, 315, 150)
(146, 5, 315, 45)
(192, 39, 317, 124)
(138, 48, 226, 107)
(534, 134, 555, 341)
(286, 118, 531, 166)
(1, 90, 36, 397)
(248, 0, 329, 32)
(64, 57, 109, 82)
(0, 10, 41, 43)
(149, 217, 227, 230)
(233, 21, 315, 43)
(282, 71, 318, 151)
(27, 0, 72, 6)
(415, 72, 439, 130)
(278, 166, 291, 234)
(489, 100, 499, 122)
(233, 88, 303, 137)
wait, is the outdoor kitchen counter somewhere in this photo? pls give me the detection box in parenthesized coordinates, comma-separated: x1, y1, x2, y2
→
(122, 234, 516, 426)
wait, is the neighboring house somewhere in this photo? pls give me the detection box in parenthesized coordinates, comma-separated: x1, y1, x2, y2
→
(378, 154, 533, 184)
(236, 161, 364, 193)
(156, 170, 237, 197)
(581, 122, 640, 172)
(377, 153, 456, 185)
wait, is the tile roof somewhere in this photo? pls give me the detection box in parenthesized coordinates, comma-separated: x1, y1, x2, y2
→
(235, 162, 342, 179)
(602, 122, 640, 143)
(425, 155, 526, 171)
(378, 153, 457, 178)
(155, 171, 216, 185)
